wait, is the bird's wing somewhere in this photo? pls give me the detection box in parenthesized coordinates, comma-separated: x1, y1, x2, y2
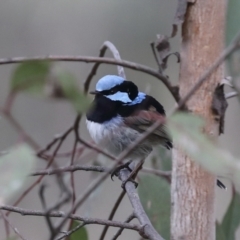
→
(123, 110, 172, 148)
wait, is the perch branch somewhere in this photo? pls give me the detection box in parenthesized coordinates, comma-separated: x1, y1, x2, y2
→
(119, 169, 164, 240)
(0, 55, 178, 102)
(0, 206, 141, 232)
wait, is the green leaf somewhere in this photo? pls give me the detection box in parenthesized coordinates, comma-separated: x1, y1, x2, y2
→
(11, 61, 51, 94)
(216, 222, 226, 240)
(138, 175, 170, 239)
(0, 144, 35, 203)
(167, 113, 240, 190)
(221, 192, 240, 240)
(70, 220, 88, 240)
(57, 72, 91, 113)
(226, 0, 240, 91)
(226, 0, 240, 46)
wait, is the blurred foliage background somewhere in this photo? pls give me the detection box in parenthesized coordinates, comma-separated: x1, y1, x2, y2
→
(0, 0, 240, 239)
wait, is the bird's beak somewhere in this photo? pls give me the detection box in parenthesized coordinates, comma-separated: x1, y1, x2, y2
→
(89, 91, 99, 95)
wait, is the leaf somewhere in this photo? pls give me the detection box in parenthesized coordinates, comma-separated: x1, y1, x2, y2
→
(138, 175, 170, 239)
(151, 147, 172, 171)
(221, 192, 240, 239)
(11, 61, 51, 94)
(167, 113, 240, 191)
(226, 0, 240, 89)
(70, 220, 88, 240)
(0, 144, 35, 203)
(216, 222, 226, 240)
(226, 0, 240, 46)
(57, 72, 91, 113)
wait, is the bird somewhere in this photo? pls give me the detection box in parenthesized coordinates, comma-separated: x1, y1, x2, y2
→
(86, 75, 226, 189)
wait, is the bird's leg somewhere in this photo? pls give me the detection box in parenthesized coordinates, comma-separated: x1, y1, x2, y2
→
(121, 159, 144, 190)
(111, 160, 133, 180)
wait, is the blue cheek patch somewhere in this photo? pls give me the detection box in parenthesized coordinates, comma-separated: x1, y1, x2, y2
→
(106, 91, 146, 104)
(106, 92, 132, 103)
(126, 92, 146, 105)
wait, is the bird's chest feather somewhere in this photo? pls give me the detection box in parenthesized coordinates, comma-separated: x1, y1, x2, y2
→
(86, 117, 123, 144)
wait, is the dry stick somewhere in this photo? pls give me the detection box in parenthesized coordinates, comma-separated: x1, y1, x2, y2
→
(225, 91, 238, 99)
(84, 41, 125, 94)
(0, 55, 178, 102)
(103, 41, 126, 79)
(0, 210, 28, 240)
(66, 116, 82, 238)
(2, 110, 40, 152)
(0, 205, 141, 232)
(111, 213, 136, 240)
(119, 169, 163, 240)
(31, 164, 171, 181)
(57, 222, 86, 240)
(141, 167, 171, 183)
(99, 190, 126, 240)
(84, 43, 108, 94)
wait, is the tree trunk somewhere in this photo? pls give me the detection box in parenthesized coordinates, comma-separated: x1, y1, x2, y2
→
(171, 1, 226, 240)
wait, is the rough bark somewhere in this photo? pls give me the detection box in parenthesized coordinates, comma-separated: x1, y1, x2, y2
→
(171, 1, 226, 240)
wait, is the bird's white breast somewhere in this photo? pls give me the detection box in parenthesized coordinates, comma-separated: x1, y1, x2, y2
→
(86, 116, 123, 144)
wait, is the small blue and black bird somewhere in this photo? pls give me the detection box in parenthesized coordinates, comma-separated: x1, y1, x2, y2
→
(86, 75, 225, 189)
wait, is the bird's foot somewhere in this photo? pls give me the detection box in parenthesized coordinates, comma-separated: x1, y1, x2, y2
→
(111, 161, 132, 180)
(217, 179, 226, 190)
(121, 178, 138, 190)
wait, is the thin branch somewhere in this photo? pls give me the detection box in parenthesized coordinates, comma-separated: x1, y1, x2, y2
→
(119, 169, 164, 240)
(103, 41, 126, 78)
(0, 55, 178, 102)
(141, 167, 171, 183)
(111, 213, 136, 240)
(57, 222, 86, 240)
(0, 210, 28, 240)
(31, 164, 107, 176)
(37, 126, 73, 157)
(225, 91, 238, 99)
(1, 110, 40, 151)
(31, 164, 172, 182)
(99, 190, 126, 240)
(176, 31, 240, 110)
(0, 206, 141, 232)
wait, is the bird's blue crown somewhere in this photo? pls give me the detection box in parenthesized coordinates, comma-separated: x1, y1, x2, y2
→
(95, 75, 146, 104)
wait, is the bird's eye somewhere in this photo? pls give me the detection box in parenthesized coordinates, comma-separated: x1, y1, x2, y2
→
(110, 90, 116, 94)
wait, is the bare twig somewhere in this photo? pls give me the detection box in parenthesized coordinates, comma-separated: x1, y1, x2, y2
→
(0, 210, 28, 240)
(141, 167, 171, 183)
(225, 91, 238, 99)
(99, 190, 126, 240)
(111, 213, 136, 240)
(57, 222, 86, 240)
(39, 184, 55, 235)
(103, 41, 126, 78)
(1, 110, 40, 151)
(0, 55, 178, 102)
(119, 169, 164, 240)
(0, 206, 141, 232)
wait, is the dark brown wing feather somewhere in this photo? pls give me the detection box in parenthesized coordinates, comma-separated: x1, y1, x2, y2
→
(123, 110, 172, 148)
